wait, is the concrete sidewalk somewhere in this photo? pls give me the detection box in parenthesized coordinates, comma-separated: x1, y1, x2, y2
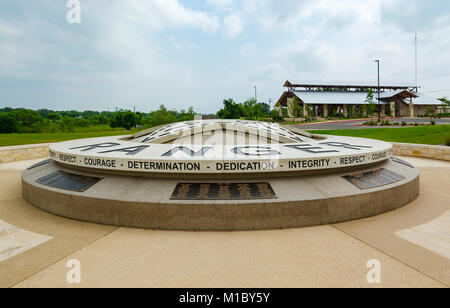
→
(294, 117, 450, 130)
(0, 157, 448, 288)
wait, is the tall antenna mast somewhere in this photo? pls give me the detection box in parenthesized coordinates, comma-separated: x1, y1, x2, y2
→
(415, 32, 418, 85)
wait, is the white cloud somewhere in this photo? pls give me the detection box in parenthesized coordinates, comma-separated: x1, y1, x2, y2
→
(207, 0, 233, 6)
(0, 19, 21, 37)
(1, 0, 450, 112)
(126, 0, 220, 33)
(223, 13, 243, 38)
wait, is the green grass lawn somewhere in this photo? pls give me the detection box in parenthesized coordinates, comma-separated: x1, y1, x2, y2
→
(1, 124, 449, 147)
(309, 125, 450, 145)
(0, 130, 134, 147)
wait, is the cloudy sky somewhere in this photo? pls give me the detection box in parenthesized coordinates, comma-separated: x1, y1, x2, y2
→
(1, 0, 449, 113)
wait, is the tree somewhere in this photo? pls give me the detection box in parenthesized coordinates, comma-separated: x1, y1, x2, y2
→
(0, 112, 19, 133)
(59, 116, 75, 133)
(365, 89, 377, 118)
(74, 118, 90, 127)
(0, 107, 13, 113)
(122, 111, 138, 130)
(439, 97, 450, 114)
(217, 99, 243, 119)
(439, 97, 450, 106)
(11, 109, 43, 127)
(111, 110, 139, 130)
(144, 105, 177, 127)
(242, 98, 257, 119)
(89, 114, 110, 125)
(425, 106, 437, 118)
(217, 98, 271, 120)
(271, 109, 283, 122)
(47, 113, 60, 122)
(37, 109, 56, 118)
(10, 109, 45, 133)
(178, 107, 196, 122)
(259, 103, 271, 116)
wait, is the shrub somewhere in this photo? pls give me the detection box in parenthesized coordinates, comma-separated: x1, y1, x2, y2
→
(59, 116, 75, 133)
(430, 120, 436, 125)
(74, 118, 90, 128)
(364, 120, 377, 126)
(425, 106, 437, 118)
(401, 121, 407, 126)
(271, 110, 283, 122)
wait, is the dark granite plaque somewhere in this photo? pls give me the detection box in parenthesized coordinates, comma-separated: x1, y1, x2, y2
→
(391, 157, 415, 168)
(343, 168, 405, 190)
(37, 171, 102, 192)
(171, 182, 277, 200)
(27, 159, 51, 170)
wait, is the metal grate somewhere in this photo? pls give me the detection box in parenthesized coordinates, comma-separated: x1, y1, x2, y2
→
(343, 168, 405, 190)
(391, 157, 415, 169)
(37, 171, 102, 192)
(171, 182, 277, 200)
(27, 159, 51, 170)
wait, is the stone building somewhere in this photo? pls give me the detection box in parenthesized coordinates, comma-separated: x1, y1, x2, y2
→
(276, 81, 442, 118)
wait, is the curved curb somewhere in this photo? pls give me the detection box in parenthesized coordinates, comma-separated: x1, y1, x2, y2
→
(0, 144, 53, 164)
(391, 143, 450, 161)
(21, 159, 419, 231)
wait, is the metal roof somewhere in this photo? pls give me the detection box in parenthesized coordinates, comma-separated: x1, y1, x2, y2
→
(378, 89, 408, 98)
(288, 90, 440, 106)
(292, 91, 381, 105)
(284, 80, 419, 90)
(378, 89, 419, 100)
(276, 88, 442, 107)
(414, 93, 443, 105)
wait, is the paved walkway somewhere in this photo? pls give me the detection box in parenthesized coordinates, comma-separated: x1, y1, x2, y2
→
(294, 117, 450, 130)
(0, 157, 449, 288)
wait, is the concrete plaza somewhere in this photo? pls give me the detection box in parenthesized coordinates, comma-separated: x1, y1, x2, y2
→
(0, 157, 449, 288)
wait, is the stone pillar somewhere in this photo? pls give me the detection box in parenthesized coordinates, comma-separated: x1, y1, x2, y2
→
(303, 103, 308, 118)
(287, 98, 294, 118)
(343, 104, 348, 118)
(352, 105, 356, 117)
(390, 102, 396, 117)
(279, 106, 283, 117)
(409, 98, 415, 117)
(362, 105, 367, 117)
(323, 104, 328, 118)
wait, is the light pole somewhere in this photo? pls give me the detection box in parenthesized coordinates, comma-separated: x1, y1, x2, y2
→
(374, 60, 381, 123)
(415, 32, 418, 85)
(254, 86, 257, 103)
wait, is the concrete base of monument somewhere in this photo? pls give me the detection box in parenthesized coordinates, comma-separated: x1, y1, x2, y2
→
(21, 158, 419, 231)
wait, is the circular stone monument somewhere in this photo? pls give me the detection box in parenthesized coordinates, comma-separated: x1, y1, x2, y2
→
(22, 120, 419, 231)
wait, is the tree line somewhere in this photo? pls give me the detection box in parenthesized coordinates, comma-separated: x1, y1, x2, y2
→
(1, 95, 448, 134)
(0, 105, 196, 134)
(0, 98, 271, 134)
(216, 98, 272, 120)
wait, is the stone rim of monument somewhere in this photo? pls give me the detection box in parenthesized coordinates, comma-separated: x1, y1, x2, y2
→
(21, 119, 420, 231)
(47, 120, 394, 176)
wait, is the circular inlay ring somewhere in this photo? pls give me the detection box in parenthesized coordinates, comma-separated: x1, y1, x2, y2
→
(49, 132, 393, 176)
